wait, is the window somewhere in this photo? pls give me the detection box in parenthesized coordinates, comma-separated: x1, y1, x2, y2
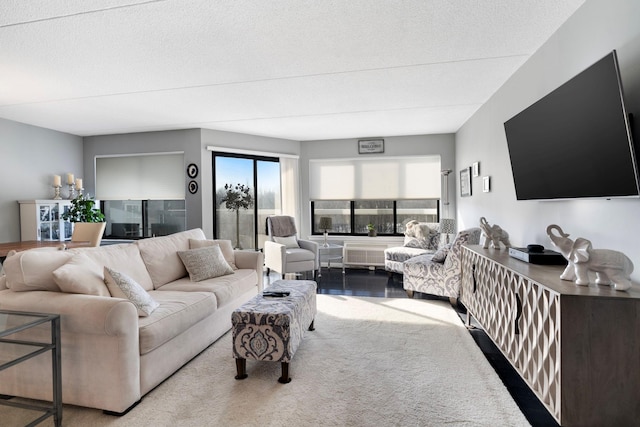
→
(311, 199, 439, 236)
(101, 200, 186, 239)
(213, 153, 280, 250)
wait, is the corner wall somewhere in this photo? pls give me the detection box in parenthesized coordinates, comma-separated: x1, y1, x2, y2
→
(83, 129, 203, 230)
(0, 118, 83, 242)
(300, 134, 455, 237)
(455, 0, 640, 280)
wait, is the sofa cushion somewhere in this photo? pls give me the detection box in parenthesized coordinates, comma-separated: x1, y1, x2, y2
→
(52, 253, 110, 296)
(283, 248, 315, 263)
(3, 249, 72, 292)
(177, 245, 234, 282)
(157, 269, 257, 308)
(136, 228, 207, 288)
(431, 244, 452, 263)
(104, 267, 160, 317)
(404, 232, 440, 251)
(138, 290, 217, 355)
(70, 243, 154, 291)
(189, 239, 237, 270)
(274, 235, 299, 248)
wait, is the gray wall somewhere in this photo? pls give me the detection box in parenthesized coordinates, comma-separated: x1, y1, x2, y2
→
(300, 134, 455, 237)
(0, 118, 83, 242)
(83, 129, 203, 231)
(456, 0, 640, 280)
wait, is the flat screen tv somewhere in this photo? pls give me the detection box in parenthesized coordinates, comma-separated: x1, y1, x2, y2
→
(504, 50, 639, 200)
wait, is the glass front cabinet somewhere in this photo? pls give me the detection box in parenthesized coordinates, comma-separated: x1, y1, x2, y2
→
(19, 200, 73, 241)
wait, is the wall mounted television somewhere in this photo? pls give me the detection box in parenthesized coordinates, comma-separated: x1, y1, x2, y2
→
(504, 50, 640, 200)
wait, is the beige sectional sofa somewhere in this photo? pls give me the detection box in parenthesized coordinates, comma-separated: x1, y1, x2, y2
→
(0, 228, 264, 414)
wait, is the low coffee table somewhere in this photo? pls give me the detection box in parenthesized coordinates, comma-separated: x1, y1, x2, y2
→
(232, 280, 317, 383)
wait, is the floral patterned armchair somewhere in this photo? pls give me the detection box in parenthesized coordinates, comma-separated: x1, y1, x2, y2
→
(402, 227, 481, 304)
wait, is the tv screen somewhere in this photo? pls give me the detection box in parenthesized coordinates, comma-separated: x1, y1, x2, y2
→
(504, 51, 639, 200)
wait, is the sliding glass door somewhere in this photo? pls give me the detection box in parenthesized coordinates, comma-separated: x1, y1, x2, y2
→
(213, 153, 280, 250)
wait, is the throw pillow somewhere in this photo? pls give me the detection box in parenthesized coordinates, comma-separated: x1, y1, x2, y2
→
(104, 267, 159, 317)
(431, 244, 452, 263)
(189, 239, 237, 270)
(177, 245, 234, 282)
(273, 235, 300, 248)
(53, 253, 110, 296)
(403, 229, 440, 250)
(3, 249, 72, 292)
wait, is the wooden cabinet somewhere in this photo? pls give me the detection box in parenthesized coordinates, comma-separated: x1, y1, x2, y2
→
(461, 245, 640, 426)
(19, 200, 73, 241)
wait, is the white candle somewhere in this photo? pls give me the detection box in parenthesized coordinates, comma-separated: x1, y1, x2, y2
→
(66, 173, 74, 185)
(75, 178, 83, 190)
(53, 175, 61, 186)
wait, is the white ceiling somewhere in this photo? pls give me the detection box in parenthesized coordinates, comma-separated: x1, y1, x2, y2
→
(0, 0, 585, 141)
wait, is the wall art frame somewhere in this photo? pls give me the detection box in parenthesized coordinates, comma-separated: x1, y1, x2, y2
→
(460, 167, 472, 197)
(358, 139, 384, 154)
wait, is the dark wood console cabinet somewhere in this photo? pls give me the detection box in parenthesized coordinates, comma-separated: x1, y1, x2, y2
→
(461, 245, 640, 427)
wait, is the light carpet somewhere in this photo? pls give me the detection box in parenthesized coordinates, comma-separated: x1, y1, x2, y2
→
(3, 295, 530, 426)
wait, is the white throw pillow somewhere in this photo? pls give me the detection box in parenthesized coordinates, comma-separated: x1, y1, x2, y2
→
(3, 249, 72, 292)
(274, 235, 300, 248)
(53, 253, 110, 296)
(177, 245, 234, 282)
(189, 238, 237, 270)
(104, 267, 159, 317)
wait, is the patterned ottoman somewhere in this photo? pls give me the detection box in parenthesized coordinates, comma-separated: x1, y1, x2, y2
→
(232, 280, 317, 383)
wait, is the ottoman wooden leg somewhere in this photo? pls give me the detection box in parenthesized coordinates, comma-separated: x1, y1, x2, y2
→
(235, 358, 248, 380)
(308, 319, 315, 331)
(278, 362, 291, 384)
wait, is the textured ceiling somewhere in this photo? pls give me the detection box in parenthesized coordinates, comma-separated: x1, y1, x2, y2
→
(0, 0, 585, 141)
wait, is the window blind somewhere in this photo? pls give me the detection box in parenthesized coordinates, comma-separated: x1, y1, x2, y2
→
(309, 156, 441, 200)
(96, 153, 185, 200)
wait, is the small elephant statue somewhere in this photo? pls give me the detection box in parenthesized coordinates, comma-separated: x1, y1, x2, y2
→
(479, 217, 511, 250)
(546, 224, 634, 291)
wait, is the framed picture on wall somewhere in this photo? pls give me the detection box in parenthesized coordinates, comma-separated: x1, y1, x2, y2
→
(358, 139, 384, 154)
(460, 167, 472, 197)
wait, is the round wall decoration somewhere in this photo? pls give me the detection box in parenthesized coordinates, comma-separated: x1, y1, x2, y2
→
(187, 163, 199, 178)
(188, 180, 198, 194)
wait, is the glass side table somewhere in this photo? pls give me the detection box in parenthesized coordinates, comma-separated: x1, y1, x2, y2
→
(0, 309, 62, 427)
(318, 243, 344, 277)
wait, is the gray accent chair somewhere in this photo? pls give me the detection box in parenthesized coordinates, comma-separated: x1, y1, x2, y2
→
(384, 222, 440, 274)
(264, 216, 319, 280)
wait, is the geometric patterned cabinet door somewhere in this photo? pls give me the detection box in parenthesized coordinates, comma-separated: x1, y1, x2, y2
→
(461, 245, 640, 427)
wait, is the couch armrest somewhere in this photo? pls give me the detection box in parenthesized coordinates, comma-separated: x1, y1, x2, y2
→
(234, 250, 265, 292)
(297, 239, 319, 268)
(0, 291, 138, 336)
(264, 240, 286, 273)
(0, 291, 141, 412)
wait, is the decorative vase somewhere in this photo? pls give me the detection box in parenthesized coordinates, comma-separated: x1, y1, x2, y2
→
(368, 230, 377, 237)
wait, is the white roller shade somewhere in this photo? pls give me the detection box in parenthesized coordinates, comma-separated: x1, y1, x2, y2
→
(96, 153, 185, 200)
(309, 156, 441, 200)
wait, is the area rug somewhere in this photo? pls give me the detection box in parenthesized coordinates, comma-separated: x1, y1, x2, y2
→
(3, 295, 530, 426)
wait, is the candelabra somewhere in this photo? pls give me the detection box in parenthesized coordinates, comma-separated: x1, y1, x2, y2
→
(67, 184, 76, 200)
(53, 185, 62, 200)
(77, 187, 84, 196)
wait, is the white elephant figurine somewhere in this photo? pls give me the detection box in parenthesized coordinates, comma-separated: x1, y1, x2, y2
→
(479, 217, 511, 250)
(546, 224, 634, 291)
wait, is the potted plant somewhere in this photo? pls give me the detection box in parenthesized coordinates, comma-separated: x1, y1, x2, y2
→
(62, 194, 105, 223)
(220, 183, 254, 249)
(367, 223, 377, 237)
